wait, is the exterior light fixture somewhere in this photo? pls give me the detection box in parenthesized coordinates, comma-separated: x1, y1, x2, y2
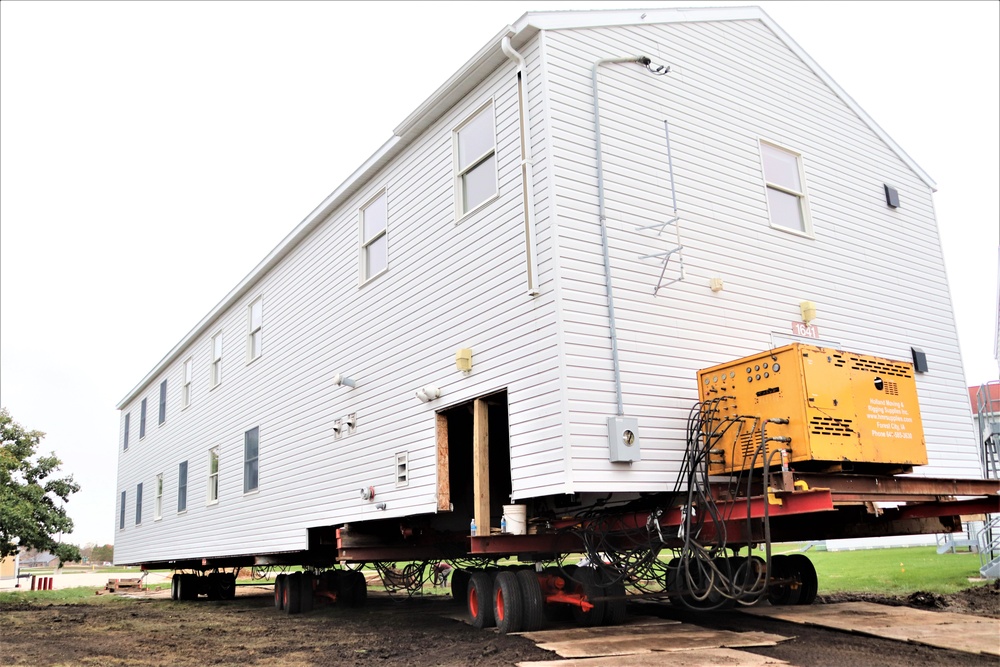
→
(333, 373, 356, 388)
(455, 348, 473, 373)
(415, 386, 441, 403)
(799, 301, 817, 324)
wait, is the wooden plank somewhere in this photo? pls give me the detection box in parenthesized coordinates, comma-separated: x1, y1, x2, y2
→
(535, 628, 788, 659)
(516, 647, 791, 667)
(436, 412, 450, 512)
(473, 398, 490, 536)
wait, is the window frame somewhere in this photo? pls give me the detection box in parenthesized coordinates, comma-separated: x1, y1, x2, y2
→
(359, 189, 388, 285)
(155, 473, 163, 521)
(247, 297, 263, 363)
(182, 357, 193, 409)
(119, 490, 126, 530)
(158, 379, 167, 425)
(139, 399, 147, 439)
(210, 332, 223, 388)
(135, 482, 143, 526)
(244, 427, 259, 494)
(395, 451, 409, 488)
(758, 138, 813, 238)
(453, 100, 498, 220)
(123, 412, 130, 451)
(208, 447, 219, 505)
(177, 460, 188, 513)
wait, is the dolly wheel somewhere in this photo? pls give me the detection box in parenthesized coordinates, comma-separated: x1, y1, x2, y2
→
(493, 571, 524, 634)
(274, 574, 286, 610)
(599, 569, 627, 626)
(467, 572, 495, 629)
(516, 569, 546, 632)
(787, 554, 818, 605)
(570, 567, 605, 627)
(284, 572, 302, 614)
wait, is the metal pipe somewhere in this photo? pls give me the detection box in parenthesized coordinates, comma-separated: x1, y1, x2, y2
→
(593, 56, 647, 416)
(502, 34, 540, 296)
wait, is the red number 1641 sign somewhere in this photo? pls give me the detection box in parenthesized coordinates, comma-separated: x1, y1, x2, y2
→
(792, 322, 820, 338)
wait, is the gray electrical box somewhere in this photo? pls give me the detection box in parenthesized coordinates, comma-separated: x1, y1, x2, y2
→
(607, 416, 641, 462)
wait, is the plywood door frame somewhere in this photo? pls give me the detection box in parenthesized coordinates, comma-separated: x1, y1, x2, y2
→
(436, 413, 450, 512)
(473, 398, 490, 536)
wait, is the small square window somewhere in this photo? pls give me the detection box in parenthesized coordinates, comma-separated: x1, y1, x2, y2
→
(395, 451, 408, 488)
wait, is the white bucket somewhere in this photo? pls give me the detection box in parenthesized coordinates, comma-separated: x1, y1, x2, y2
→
(503, 504, 527, 535)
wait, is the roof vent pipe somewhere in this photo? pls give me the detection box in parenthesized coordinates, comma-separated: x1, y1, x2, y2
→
(501, 33, 540, 297)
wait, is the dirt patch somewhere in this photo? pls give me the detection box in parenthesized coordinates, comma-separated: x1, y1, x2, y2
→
(0, 590, 556, 667)
(818, 579, 1000, 618)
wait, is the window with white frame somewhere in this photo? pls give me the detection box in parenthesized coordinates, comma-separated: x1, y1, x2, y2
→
(454, 102, 497, 216)
(158, 379, 167, 425)
(360, 190, 388, 282)
(211, 332, 223, 387)
(208, 447, 219, 503)
(135, 482, 143, 525)
(395, 451, 408, 488)
(244, 427, 259, 493)
(123, 412, 130, 451)
(247, 298, 262, 362)
(155, 473, 163, 520)
(119, 490, 126, 530)
(182, 358, 193, 408)
(139, 399, 147, 439)
(760, 140, 812, 235)
(178, 460, 188, 513)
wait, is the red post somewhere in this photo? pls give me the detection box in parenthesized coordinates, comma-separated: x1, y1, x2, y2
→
(30, 575, 36, 591)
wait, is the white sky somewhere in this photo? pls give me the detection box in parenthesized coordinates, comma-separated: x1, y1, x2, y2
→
(1, 1, 997, 547)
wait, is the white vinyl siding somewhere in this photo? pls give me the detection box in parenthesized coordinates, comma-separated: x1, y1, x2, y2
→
(360, 190, 388, 283)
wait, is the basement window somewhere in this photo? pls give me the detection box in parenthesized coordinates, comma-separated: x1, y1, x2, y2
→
(395, 452, 409, 488)
(454, 101, 497, 218)
(760, 140, 813, 237)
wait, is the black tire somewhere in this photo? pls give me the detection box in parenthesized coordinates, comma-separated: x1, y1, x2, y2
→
(179, 573, 199, 600)
(285, 572, 302, 614)
(599, 569, 627, 626)
(467, 572, 495, 629)
(274, 574, 286, 610)
(340, 570, 367, 608)
(569, 567, 605, 627)
(300, 572, 315, 613)
(170, 574, 179, 601)
(220, 573, 237, 600)
(451, 569, 471, 604)
(319, 569, 341, 597)
(516, 569, 546, 632)
(206, 573, 222, 601)
(766, 556, 801, 606)
(787, 554, 818, 605)
(493, 571, 524, 634)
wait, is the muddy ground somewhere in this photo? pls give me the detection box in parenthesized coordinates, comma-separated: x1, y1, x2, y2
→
(1, 582, 997, 667)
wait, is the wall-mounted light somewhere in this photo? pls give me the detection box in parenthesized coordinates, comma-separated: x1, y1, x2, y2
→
(799, 301, 817, 324)
(455, 348, 473, 373)
(333, 373, 356, 388)
(415, 386, 442, 403)
(709, 277, 724, 293)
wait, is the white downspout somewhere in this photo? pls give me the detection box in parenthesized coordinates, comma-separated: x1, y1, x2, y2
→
(502, 33, 540, 297)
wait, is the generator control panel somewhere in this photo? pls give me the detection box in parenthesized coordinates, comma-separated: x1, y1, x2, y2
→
(697, 343, 927, 474)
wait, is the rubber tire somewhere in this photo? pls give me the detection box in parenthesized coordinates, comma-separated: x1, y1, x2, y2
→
(467, 572, 495, 629)
(221, 573, 237, 600)
(787, 554, 818, 605)
(274, 574, 286, 609)
(451, 569, 471, 604)
(299, 572, 315, 613)
(340, 570, 367, 608)
(516, 569, 547, 632)
(206, 573, 222, 601)
(285, 572, 302, 614)
(319, 569, 341, 598)
(493, 571, 524, 634)
(599, 569, 627, 626)
(179, 573, 199, 600)
(170, 574, 180, 601)
(569, 567, 606, 627)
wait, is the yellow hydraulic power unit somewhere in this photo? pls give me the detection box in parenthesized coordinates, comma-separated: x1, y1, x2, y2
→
(697, 343, 928, 475)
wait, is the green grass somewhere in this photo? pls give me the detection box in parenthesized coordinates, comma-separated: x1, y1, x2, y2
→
(0, 586, 132, 605)
(769, 545, 986, 595)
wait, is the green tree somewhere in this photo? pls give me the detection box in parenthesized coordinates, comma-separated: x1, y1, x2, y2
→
(91, 543, 114, 563)
(0, 408, 82, 564)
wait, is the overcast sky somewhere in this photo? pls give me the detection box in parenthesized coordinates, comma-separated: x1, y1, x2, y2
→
(1, 1, 997, 547)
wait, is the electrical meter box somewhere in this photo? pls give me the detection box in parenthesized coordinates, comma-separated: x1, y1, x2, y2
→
(697, 344, 927, 474)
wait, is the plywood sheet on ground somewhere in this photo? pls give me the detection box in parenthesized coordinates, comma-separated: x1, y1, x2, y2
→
(528, 624, 788, 659)
(514, 617, 679, 641)
(517, 647, 791, 667)
(744, 602, 999, 657)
